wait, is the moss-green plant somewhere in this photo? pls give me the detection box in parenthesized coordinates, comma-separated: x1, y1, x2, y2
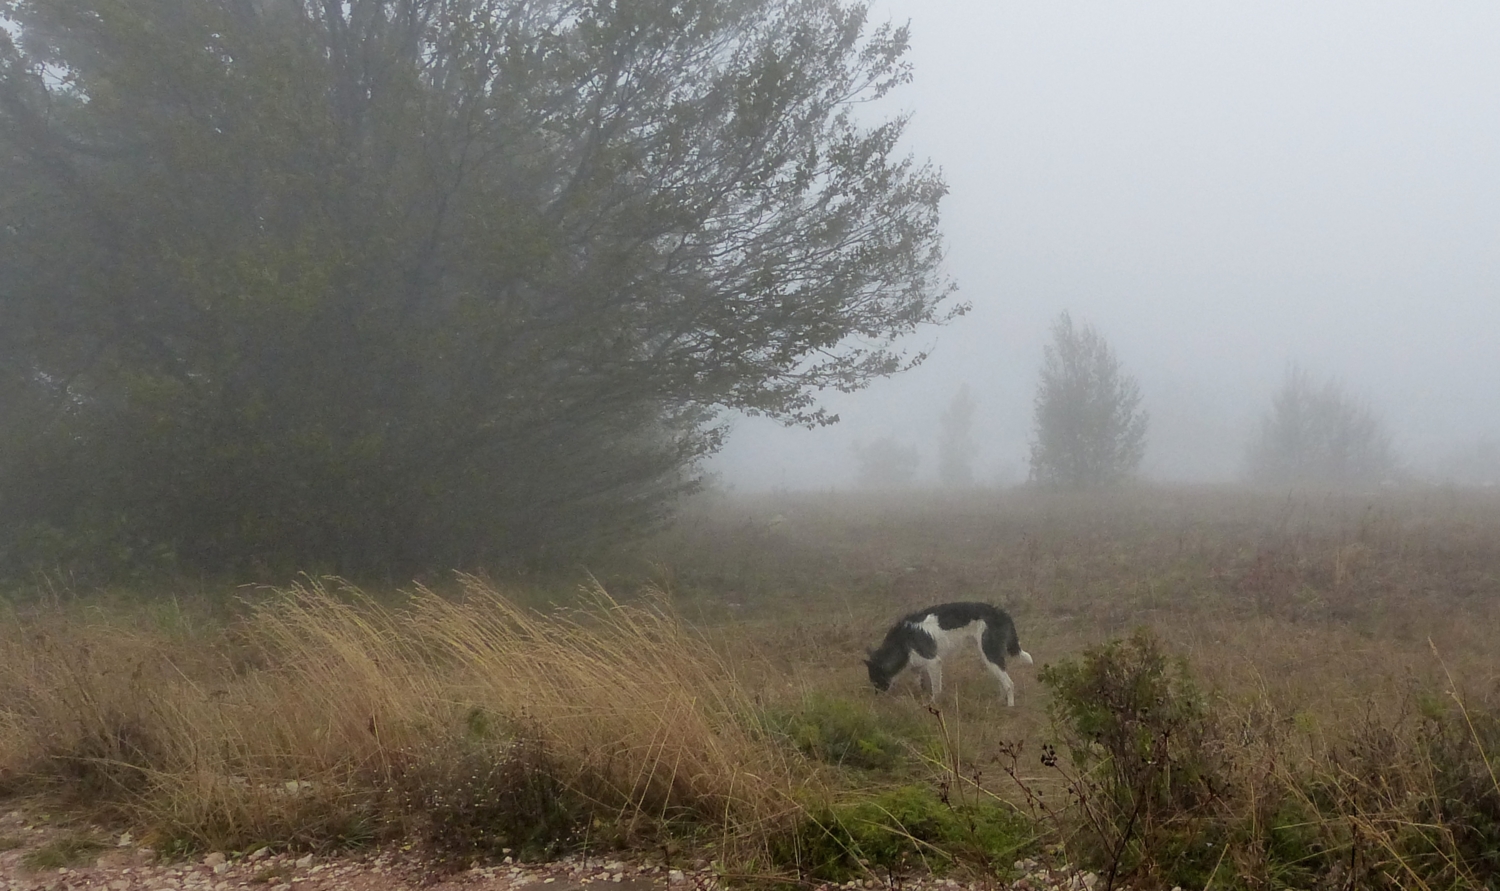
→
(767, 693, 927, 772)
(1261, 798, 1324, 888)
(777, 785, 1034, 880)
(21, 833, 106, 870)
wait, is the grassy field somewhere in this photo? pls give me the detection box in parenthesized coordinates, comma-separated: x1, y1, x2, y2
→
(2, 485, 1499, 889)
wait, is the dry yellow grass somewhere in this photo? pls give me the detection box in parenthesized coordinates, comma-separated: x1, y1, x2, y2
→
(0, 576, 808, 860)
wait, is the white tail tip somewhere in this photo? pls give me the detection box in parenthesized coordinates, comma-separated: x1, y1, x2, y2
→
(1018, 650, 1033, 665)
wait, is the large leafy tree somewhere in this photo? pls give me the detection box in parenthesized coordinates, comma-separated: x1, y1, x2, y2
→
(1028, 312, 1147, 488)
(0, 0, 957, 576)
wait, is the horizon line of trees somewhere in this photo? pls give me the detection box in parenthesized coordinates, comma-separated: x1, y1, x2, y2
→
(854, 314, 1409, 494)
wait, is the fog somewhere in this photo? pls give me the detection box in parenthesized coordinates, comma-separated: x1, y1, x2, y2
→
(711, 2, 1500, 490)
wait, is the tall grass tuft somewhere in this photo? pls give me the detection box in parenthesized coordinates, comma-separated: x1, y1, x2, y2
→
(0, 576, 806, 864)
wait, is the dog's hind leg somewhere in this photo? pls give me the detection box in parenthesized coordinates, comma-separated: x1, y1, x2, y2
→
(984, 661, 1016, 707)
(980, 624, 1018, 707)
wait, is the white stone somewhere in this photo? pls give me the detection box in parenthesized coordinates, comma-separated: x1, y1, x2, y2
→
(203, 853, 226, 867)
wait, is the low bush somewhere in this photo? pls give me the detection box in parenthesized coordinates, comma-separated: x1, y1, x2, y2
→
(767, 693, 928, 772)
(388, 735, 586, 867)
(1038, 628, 1226, 885)
(1029, 629, 1500, 891)
(777, 785, 1033, 881)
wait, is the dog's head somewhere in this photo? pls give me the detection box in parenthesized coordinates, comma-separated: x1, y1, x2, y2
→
(864, 649, 894, 692)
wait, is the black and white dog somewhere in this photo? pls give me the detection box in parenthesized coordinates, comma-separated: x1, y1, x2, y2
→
(865, 602, 1033, 706)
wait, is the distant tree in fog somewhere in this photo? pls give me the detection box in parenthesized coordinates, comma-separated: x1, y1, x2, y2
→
(854, 438, 920, 489)
(937, 384, 977, 488)
(1247, 366, 1398, 487)
(0, 0, 959, 577)
(1028, 312, 1148, 488)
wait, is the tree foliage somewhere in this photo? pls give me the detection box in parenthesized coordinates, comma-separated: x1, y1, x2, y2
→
(0, 0, 957, 576)
(1247, 366, 1397, 488)
(936, 383, 975, 488)
(1028, 312, 1147, 488)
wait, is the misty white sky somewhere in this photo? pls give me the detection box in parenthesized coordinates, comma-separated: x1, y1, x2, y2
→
(711, 1, 1500, 489)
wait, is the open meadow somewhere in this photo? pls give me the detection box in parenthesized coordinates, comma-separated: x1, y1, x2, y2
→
(3, 486, 1500, 890)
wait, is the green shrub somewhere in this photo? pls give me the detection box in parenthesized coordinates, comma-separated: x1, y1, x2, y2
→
(1038, 629, 1225, 885)
(777, 785, 1034, 880)
(767, 694, 925, 772)
(1259, 797, 1325, 888)
(1040, 637, 1500, 891)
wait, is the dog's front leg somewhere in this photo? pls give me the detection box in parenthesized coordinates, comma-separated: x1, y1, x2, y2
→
(924, 661, 943, 702)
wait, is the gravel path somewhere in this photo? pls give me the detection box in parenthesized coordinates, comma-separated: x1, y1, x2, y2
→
(0, 811, 1115, 891)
